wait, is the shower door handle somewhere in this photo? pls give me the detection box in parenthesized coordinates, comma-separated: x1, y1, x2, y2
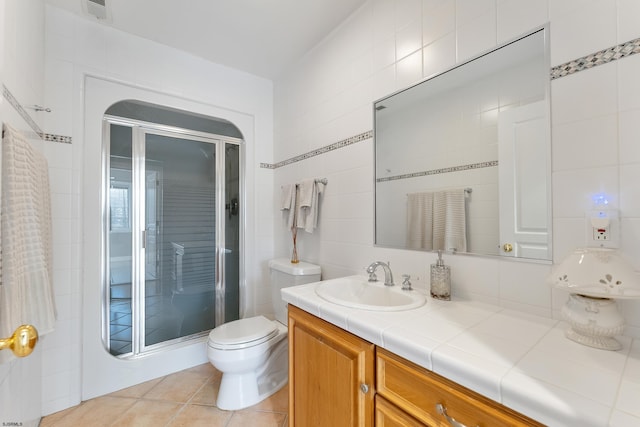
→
(142, 230, 147, 249)
(0, 325, 38, 357)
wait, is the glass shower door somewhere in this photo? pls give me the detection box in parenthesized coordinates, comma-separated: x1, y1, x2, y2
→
(106, 118, 240, 357)
(142, 131, 217, 347)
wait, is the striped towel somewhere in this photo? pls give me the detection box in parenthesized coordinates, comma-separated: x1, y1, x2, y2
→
(433, 190, 467, 252)
(407, 189, 467, 252)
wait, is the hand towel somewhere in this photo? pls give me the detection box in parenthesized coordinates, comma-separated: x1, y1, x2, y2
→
(297, 179, 314, 209)
(280, 183, 296, 229)
(304, 180, 325, 233)
(296, 179, 314, 230)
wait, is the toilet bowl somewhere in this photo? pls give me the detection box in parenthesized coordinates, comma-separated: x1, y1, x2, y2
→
(206, 258, 321, 410)
(207, 316, 288, 410)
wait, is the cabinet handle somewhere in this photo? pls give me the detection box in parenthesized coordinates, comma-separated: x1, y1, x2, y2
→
(360, 383, 369, 394)
(436, 403, 478, 427)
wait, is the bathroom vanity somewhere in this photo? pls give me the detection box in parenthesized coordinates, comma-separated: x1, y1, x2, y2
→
(283, 279, 640, 426)
(288, 305, 374, 426)
(288, 305, 540, 427)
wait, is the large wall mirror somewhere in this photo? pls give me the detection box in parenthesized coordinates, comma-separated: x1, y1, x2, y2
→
(374, 27, 551, 261)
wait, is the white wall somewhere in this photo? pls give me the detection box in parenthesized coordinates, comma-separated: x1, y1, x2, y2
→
(0, 0, 45, 425)
(273, 0, 640, 329)
(42, 5, 274, 415)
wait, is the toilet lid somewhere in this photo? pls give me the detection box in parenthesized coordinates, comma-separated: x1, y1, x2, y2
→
(208, 316, 279, 350)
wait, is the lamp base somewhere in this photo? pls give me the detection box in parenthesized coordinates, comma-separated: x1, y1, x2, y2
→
(561, 294, 625, 351)
(564, 327, 622, 351)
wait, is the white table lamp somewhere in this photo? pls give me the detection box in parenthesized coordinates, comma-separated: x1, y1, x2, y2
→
(548, 248, 640, 350)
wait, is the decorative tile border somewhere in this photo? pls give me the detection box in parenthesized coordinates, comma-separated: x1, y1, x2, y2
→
(43, 133, 73, 144)
(2, 84, 72, 144)
(266, 38, 640, 168)
(260, 162, 276, 169)
(261, 130, 372, 169)
(376, 160, 498, 183)
(551, 37, 640, 80)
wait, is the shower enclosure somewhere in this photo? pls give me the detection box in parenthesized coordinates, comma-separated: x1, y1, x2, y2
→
(103, 101, 242, 357)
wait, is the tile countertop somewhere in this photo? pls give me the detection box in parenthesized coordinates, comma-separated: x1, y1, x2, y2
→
(281, 277, 640, 427)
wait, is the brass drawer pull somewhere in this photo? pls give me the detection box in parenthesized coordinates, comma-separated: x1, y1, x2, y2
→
(436, 403, 479, 427)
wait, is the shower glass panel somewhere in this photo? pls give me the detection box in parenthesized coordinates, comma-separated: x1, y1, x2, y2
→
(223, 143, 240, 323)
(144, 132, 216, 345)
(105, 115, 241, 357)
(108, 124, 134, 355)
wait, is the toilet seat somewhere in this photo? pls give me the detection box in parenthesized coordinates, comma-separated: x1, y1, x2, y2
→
(208, 316, 279, 350)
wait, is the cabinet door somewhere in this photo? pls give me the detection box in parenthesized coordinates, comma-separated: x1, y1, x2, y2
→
(376, 395, 426, 427)
(288, 305, 375, 427)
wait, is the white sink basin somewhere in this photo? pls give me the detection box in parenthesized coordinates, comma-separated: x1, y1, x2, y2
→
(315, 275, 426, 311)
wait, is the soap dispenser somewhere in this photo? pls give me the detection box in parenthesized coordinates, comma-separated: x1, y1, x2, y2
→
(430, 250, 451, 300)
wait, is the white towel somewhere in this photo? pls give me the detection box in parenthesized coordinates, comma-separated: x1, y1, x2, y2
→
(0, 124, 56, 362)
(297, 179, 314, 209)
(280, 184, 296, 229)
(295, 179, 313, 231)
(433, 190, 467, 252)
(305, 181, 325, 233)
(407, 190, 467, 252)
(407, 192, 434, 250)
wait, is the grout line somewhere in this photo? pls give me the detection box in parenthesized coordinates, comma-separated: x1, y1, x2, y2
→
(163, 368, 224, 426)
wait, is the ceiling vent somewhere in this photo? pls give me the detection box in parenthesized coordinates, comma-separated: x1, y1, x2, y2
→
(81, 0, 111, 22)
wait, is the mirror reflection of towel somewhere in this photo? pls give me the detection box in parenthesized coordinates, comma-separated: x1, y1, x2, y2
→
(407, 190, 467, 252)
(407, 192, 434, 250)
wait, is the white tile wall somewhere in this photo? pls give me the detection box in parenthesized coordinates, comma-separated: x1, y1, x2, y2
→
(273, 0, 640, 335)
(40, 4, 273, 416)
(1, 0, 46, 425)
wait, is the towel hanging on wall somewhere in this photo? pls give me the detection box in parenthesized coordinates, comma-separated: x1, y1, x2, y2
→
(0, 124, 56, 361)
(280, 183, 296, 229)
(280, 178, 327, 234)
(297, 179, 325, 233)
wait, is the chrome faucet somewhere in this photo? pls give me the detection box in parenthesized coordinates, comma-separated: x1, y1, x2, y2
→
(366, 261, 394, 286)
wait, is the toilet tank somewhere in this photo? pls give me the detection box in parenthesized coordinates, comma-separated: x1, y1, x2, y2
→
(269, 258, 321, 324)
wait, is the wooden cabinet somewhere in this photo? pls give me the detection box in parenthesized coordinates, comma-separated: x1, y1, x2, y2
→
(288, 305, 375, 427)
(288, 307, 543, 427)
(376, 348, 544, 427)
(375, 395, 424, 427)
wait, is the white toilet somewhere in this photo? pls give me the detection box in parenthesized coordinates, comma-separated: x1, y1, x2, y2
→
(207, 258, 321, 410)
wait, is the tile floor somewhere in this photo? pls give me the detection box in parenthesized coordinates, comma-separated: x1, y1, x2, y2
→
(39, 363, 288, 427)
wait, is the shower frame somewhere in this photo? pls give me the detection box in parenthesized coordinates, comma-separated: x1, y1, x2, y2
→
(101, 115, 244, 357)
